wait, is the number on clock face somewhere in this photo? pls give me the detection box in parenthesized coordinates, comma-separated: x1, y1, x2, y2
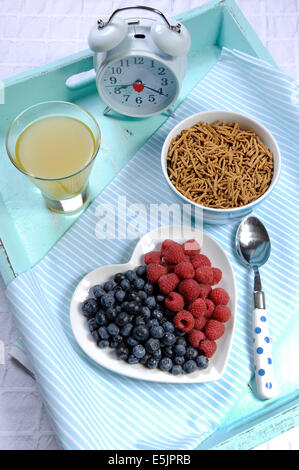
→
(99, 56, 178, 117)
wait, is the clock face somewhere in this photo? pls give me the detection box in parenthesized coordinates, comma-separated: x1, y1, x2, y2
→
(99, 55, 178, 117)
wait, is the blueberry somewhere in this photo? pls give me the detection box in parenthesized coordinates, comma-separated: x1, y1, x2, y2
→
(174, 344, 186, 356)
(81, 298, 98, 317)
(159, 357, 173, 372)
(116, 345, 129, 360)
(107, 323, 120, 336)
(134, 315, 146, 326)
(144, 282, 154, 295)
(140, 306, 151, 321)
(164, 347, 174, 358)
(114, 273, 126, 284)
(174, 356, 185, 366)
(162, 333, 176, 346)
(144, 296, 156, 309)
(152, 348, 162, 360)
(109, 335, 122, 348)
(183, 360, 197, 374)
(136, 265, 147, 278)
(121, 301, 130, 311)
(163, 321, 175, 333)
(137, 290, 147, 301)
(115, 289, 126, 303)
(127, 336, 138, 347)
(196, 355, 209, 369)
(104, 280, 116, 292)
(95, 311, 107, 326)
(127, 355, 139, 364)
(133, 326, 149, 342)
(134, 278, 145, 290)
(150, 326, 164, 339)
(176, 337, 187, 347)
(175, 328, 186, 337)
(100, 294, 115, 308)
(171, 365, 183, 375)
(146, 319, 159, 328)
(115, 312, 130, 326)
(146, 358, 158, 369)
(105, 307, 117, 321)
(151, 309, 163, 321)
(156, 295, 165, 304)
(133, 344, 146, 359)
(98, 339, 109, 349)
(127, 301, 140, 314)
(91, 330, 100, 342)
(126, 270, 136, 282)
(120, 279, 131, 291)
(127, 292, 138, 302)
(145, 338, 160, 354)
(120, 323, 133, 337)
(185, 346, 198, 360)
(98, 326, 109, 340)
(87, 318, 97, 332)
(140, 352, 152, 365)
(92, 285, 105, 299)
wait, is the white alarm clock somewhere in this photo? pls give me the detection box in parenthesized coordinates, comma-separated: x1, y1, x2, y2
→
(88, 6, 191, 117)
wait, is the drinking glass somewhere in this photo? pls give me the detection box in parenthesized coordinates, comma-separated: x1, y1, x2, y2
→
(6, 101, 101, 214)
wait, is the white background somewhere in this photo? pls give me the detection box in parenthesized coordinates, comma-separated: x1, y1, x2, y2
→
(0, 0, 298, 450)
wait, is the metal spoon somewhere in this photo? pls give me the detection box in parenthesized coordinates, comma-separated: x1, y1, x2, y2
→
(236, 216, 276, 399)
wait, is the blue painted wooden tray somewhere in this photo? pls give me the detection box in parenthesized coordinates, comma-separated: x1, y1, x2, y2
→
(0, 0, 298, 449)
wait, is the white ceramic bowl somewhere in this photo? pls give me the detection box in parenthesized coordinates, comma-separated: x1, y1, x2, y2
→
(161, 110, 281, 224)
(70, 226, 237, 384)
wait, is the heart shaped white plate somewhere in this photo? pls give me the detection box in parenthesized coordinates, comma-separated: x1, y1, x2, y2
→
(70, 226, 237, 383)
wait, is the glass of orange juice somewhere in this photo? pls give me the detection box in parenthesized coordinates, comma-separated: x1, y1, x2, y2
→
(6, 101, 101, 214)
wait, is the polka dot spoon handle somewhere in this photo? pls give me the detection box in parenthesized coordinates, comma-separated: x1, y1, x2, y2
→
(253, 308, 276, 399)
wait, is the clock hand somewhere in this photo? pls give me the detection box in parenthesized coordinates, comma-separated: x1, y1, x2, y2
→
(143, 85, 168, 96)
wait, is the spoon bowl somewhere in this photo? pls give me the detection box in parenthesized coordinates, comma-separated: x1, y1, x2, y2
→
(236, 216, 271, 268)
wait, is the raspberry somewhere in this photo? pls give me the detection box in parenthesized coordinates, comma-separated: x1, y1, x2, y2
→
(205, 299, 215, 318)
(188, 329, 206, 348)
(211, 267, 222, 285)
(199, 339, 217, 358)
(205, 320, 225, 340)
(173, 310, 195, 332)
(213, 305, 231, 323)
(161, 239, 178, 255)
(178, 279, 200, 303)
(182, 239, 201, 255)
(158, 273, 180, 294)
(165, 292, 184, 312)
(191, 254, 211, 268)
(146, 263, 167, 284)
(189, 298, 206, 318)
(209, 288, 229, 306)
(194, 317, 207, 330)
(198, 284, 212, 299)
(174, 261, 195, 280)
(144, 250, 161, 264)
(195, 266, 214, 284)
(163, 244, 185, 265)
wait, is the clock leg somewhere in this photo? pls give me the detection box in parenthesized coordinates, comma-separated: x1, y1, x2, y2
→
(103, 106, 112, 116)
(165, 108, 176, 119)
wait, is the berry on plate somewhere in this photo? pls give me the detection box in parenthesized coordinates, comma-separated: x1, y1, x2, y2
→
(205, 320, 225, 340)
(178, 279, 200, 303)
(213, 305, 231, 323)
(209, 287, 230, 306)
(173, 310, 195, 333)
(174, 261, 195, 280)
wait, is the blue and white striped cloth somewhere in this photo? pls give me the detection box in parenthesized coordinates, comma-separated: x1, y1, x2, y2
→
(6, 48, 299, 450)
